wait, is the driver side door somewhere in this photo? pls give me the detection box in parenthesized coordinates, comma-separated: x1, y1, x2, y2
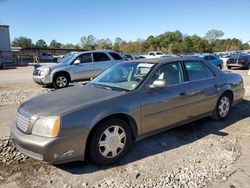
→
(71, 53, 94, 81)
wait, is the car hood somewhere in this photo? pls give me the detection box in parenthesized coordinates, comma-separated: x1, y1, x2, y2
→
(19, 85, 125, 118)
(37, 63, 65, 70)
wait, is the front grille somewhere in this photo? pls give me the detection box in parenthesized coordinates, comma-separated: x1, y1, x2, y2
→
(33, 70, 39, 75)
(16, 112, 30, 133)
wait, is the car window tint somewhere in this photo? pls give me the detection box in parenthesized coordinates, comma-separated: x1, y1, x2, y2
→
(93, 52, 110, 62)
(184, 61, 214, 81)
(79, 53, 92, 63)
(149, 53, 155, 56)
(154, 62, 183, 86)
(210, 55, 216, 60)
(204, 56, 209, 61)
(109, 52, 122, 60)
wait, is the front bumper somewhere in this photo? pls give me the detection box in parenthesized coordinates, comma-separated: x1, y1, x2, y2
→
(227, 63, 244, 67)
(32, 75, 52, 85)
(10, 122, 86, 164)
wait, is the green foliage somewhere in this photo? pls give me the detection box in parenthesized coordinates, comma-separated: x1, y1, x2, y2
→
(12, 37, 33, 48)
(49, 40, 62, 48)
(205, 29, 224, 42)
(35, 39, 47, 48)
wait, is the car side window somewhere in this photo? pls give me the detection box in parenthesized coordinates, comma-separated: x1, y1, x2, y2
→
(204, 56, 209, 61)
(149, 53, 155, 56)
(74, 53, 92, 64)
(93, 52, 110, 62)
(184, 61, 214, 81)
(153, 62, 183, 86)
(109, 52, 122, 60)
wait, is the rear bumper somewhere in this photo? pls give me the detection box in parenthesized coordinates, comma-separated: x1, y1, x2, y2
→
(10, 121, 86, 164)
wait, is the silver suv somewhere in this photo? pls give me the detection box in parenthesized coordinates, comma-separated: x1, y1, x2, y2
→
(33, 50, 123, 88)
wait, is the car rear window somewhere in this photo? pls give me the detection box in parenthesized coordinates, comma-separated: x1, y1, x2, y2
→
(109, 52, 122, 60)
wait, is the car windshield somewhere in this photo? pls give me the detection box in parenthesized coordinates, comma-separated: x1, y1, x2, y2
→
(59, 52, 78, 64)
(89, 62, 155, 91)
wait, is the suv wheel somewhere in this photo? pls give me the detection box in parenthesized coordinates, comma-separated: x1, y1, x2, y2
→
(0, 63, 3, 69)
(89, 119, 132, 165)
(53, 74, 69, 89)
(212, 93, 231, 121)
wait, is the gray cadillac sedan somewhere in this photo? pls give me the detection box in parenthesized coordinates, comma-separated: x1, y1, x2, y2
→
(11, 57, 245, 165)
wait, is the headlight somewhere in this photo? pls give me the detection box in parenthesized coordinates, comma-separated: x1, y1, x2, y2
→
(39, 68, 51, 76)
(32, 116, 60, 137)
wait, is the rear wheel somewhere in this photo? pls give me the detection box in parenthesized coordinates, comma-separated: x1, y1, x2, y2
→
(212, 93, 231, 121)
(0, 63, 3, 69)
(227, 66, 232, 69)
(89, 119, 132, 165)
(53, 74, 69, 89)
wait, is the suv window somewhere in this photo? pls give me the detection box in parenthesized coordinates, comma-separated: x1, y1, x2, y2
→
(74, 53, 92, 64)
(204, 56, 209, 61)
(93, 52, 110, 62)
(109, 52, 122, 60)
(209, 55, 216, 60)
(153, 62, 183, 86)
(184, 61, 214, 81)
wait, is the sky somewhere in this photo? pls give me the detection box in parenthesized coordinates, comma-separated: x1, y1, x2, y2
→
(0, 0, 250, 45)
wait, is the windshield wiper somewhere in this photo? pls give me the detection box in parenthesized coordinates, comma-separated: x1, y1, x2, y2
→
(90, 84, 112, 90)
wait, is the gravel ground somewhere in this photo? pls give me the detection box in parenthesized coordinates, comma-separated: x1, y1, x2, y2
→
(0, 66, 250, 188)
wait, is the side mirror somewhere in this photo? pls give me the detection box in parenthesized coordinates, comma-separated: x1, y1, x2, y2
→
(149, 79, 166, 89)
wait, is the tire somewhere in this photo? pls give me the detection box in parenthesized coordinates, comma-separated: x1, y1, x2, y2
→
(0, 63, 3, 69)
(53, 73, 70, 89)
(212, 93, 231, 121)
(89, 119, 132, 165)
(227, 66, 232, 69)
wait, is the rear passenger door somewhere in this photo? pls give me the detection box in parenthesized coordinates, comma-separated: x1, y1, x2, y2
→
(93, 52, 111, 76)
(183, 60, 218, 117)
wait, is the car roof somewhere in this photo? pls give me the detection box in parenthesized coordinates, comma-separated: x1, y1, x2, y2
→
(76, 49, 119, 55)
(132, 56, 205, 65)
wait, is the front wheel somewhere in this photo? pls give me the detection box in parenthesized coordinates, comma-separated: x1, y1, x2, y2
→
(212, 94, 231, 121)
(89, 119, 132, 165)
(53, 74, 69, 89)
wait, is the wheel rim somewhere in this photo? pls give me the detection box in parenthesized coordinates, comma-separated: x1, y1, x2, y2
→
(98, 125, 126, 158)
(56, 76, 67, 87)
(218, 96, 230, 118)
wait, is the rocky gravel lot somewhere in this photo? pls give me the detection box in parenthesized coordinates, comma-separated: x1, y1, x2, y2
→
(0, 66, 250, 188)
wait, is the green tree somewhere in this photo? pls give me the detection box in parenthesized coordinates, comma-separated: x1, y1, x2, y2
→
(80, 35, 97, 50)
(49, 40, 62, 48)
(12, 36, 33, 48)
(35, 39, 47, 48)
(205, 29, 224, 43)
(96, 38, 112, 49)
(63, 43, 76, 49)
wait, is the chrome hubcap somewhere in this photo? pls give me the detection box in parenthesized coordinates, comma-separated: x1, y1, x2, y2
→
(99, 125, 126, 158)
(56, 76, 67, 87)
(218, 96, 230, 117)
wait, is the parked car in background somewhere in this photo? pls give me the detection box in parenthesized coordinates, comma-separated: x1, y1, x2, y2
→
(39, 52, 54, 62)
(226, 54, 250, 69)
(123, 54, 134, 61)
(194, 54, 223, 69)
(33, 50, 123, 88)
(141, 51, 168, 59)
(12, 57, 244, 165)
